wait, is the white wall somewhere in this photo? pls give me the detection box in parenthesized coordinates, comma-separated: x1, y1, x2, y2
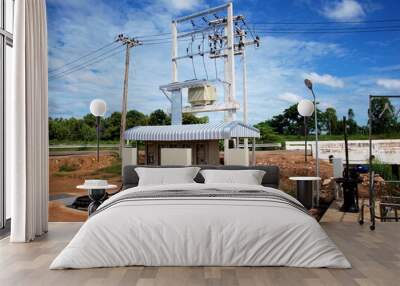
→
(225, 149, 249, 166)
(122, 147, 137, 170)
(286, 140, 400, 164)
(161, 148, 192, 166)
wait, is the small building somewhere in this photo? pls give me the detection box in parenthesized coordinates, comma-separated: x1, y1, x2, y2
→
(124, 121, 260, 166)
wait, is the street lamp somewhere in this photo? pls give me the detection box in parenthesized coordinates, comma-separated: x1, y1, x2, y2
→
(297, 99, 314, 162)
(304, 78, 320, 206)
(90, 99, 107, 162)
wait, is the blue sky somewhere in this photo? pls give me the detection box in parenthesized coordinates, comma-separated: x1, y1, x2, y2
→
(47, 0, 400, 125)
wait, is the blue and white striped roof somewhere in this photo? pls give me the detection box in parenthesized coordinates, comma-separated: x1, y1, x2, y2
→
(124, 121, 260, 141)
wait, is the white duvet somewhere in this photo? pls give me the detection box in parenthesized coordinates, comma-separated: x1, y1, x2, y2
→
(50, 183, 351, 269)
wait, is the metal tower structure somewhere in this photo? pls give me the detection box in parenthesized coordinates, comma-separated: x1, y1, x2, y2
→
(160, 2, 259, 123)
(159, 2, 259, 160)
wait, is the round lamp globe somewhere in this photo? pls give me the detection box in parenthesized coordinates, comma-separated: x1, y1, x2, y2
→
(90, 99, 107, 117)
(297, 99, 314, 117)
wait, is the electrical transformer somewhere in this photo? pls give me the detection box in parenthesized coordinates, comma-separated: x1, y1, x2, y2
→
(188, 85, 217, 106)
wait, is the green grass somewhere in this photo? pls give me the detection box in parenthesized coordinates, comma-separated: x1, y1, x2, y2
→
(58, 163, 79, 172)
(49, 140, 119, 145)
(92, 160, 122, 176)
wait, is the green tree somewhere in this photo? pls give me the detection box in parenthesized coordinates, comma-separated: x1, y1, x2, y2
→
(49, 118, 70, 141)
(269, 104, 324, 136)
(148, 109, 171, 125)
(370, 97, 398, 134)
(102, 112, 121, 141)
(126, 110, 148, 128)
(254, 121, 282, 143)
(346, 108, 358, 135)
(347, 108, 355, 121)
(80, 123, 96, 142)
(324, 107, 338, 135)
(182, 113, 209, 124)
(82, 113, 97, 128)
(269, 104, 303, 135)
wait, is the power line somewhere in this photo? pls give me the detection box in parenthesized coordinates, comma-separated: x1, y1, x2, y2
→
(49, 47, 124, 81)
(253, 25, 400, 31)
(251, 19, 400, 25)
(254, 29, 400, 34)
(134, 32, 171, 39)
(49, 44, 124, 79)
(49, 41, 118, 73)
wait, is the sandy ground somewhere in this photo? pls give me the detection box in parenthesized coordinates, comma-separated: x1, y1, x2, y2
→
(49, 150, 334, 222)
(49, 152, 122, 222)
(254, 150, 333, 192)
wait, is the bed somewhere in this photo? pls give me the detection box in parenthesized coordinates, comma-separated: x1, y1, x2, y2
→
(50, 165, 350, 269)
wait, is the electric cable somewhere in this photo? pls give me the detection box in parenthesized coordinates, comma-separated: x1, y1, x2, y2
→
(49, 44, 124, 78)
(253, 29, 400, 34)
(201, 33, 208, 80)
(251, 19, 400, 25)
(190, 35, 197, 79)
(49, 46, 124, 81)
(49, 41, 118, 73)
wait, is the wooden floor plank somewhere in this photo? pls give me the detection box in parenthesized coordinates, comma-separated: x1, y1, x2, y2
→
(0, 221, 399, 286)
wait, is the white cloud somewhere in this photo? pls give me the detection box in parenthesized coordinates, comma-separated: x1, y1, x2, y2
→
(372, 64, 400, 72)
(278, 92, 303, 103)
(319, 102, 335, 110)
(161, 0, 203, 11)
(322, 0, 365, 21)
(304, 72, 344, 88)
(376, 78, 400, 90)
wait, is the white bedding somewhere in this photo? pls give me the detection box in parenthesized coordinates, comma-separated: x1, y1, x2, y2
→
(50, 183, 351, 269)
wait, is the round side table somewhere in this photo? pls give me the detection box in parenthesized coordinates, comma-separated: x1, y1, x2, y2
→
(77, 183, 117, 215)
(289, 176, 321, 209)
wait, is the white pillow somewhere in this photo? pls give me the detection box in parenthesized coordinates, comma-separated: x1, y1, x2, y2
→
(135, 167, 200, 186)
(200, 169, 266, 185)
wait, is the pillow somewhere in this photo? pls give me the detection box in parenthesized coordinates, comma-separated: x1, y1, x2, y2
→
(200, 169, 266, 185)
(135, 167, 201, 186)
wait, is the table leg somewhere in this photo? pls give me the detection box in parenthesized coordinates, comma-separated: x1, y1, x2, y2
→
(296, 181, 313, 209)
(88, 189, 107, 215)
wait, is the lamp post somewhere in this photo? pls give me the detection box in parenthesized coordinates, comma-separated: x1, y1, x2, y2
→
(297, 99, 314, 162)
(304, 79, 320, 206)
(90, 99, 107, 162)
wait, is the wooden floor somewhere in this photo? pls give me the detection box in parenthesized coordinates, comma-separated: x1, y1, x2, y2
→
(1, 218, 399, 286)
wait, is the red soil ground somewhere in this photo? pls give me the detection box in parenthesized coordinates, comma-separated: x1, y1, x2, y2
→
(49, 150, 334, 222)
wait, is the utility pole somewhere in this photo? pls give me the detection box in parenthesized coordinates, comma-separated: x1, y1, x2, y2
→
(237, 27, 260, 152)
(116, 34, 141, 157)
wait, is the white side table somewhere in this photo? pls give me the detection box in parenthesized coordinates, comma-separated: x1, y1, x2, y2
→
(77, 182, 117, 215)
(289, 176, 321, 209)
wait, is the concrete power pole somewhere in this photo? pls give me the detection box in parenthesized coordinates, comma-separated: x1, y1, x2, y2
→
(116, 34, 141, 156)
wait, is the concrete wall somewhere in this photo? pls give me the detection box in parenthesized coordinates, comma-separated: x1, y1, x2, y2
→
(225, 149, 249, 166)
(286, 140, 400, 164)
(122, 147, 137, 170)
(161, 148, 192, 166)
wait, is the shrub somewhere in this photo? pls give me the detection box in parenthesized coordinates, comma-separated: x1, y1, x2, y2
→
(58, 163, 79, 172)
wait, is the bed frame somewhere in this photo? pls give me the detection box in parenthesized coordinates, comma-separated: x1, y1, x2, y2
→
(123, 165, 280, 190)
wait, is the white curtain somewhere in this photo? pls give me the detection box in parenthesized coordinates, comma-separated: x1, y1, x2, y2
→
(9, 0, 49, 242)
